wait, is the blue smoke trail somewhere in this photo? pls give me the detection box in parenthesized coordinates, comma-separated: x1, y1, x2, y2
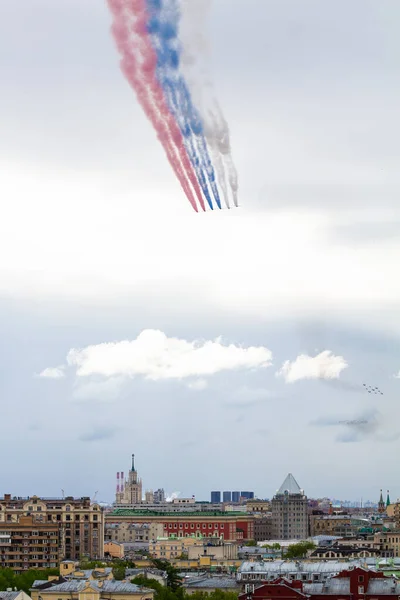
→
(146, 0, 222, 210)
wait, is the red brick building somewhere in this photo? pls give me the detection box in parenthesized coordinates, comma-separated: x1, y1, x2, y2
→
(239, 567, 400, 600)
(107, 509, 254, 542)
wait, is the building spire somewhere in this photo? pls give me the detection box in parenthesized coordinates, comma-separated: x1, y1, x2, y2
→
(131, 454, 135, 472)
(386, 490, 391, 507)
(378, 489, 385, 513)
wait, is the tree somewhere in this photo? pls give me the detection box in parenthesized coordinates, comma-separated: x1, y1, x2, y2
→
(112, 565, 126, 581)
(132, 576, 183, 600)
(244, 540, 257, 547)
(285, 542, 316, 559)
(0, 567, 59, 595)
(150, 560, 182, 592)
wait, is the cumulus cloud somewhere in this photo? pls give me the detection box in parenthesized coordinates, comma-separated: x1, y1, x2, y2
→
(44, 329, 272, 382)
(277, 350, 348, 383)
(37, 366, 65, 379)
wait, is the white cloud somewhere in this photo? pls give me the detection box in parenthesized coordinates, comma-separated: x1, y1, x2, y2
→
(60, 329, 272, 381)
(277, 350, 348, 383)
(37, 366, 65, 379)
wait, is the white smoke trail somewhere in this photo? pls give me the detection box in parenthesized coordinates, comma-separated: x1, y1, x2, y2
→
(179, 0, 239, 208)
(166, 491, 181, 502)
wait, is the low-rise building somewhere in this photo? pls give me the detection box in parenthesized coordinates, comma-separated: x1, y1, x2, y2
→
(58, 561, 114, 581)
(105, 522, 164, 544)
(183, 575, 240, 595)
(31, 580, 154, 600)
(107, 509, 254, 542)
(311, 544, 380, 560)
(310, 515, 371, 537)
(237, 560, 373, 587)
(375, 531, 400, 557)
(238, 546, 280, 561)
(239, 566, 400, 600)
(254, 515, 273, 542)
(188, 544, 238, 560)
(0, 592, 32, 600)
(246, 501, 270, 514)
(104, 541, 124, 559)
(126, 568, 167, 586)
(149, 536, 200, 560)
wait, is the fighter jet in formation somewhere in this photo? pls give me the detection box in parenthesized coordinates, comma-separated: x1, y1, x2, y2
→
(363, 383, 383, 395)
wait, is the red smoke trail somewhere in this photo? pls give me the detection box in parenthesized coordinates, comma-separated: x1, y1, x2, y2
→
(107, 0, 206, 212)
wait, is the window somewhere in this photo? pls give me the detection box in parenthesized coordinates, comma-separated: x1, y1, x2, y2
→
(358, 576, 364, 583)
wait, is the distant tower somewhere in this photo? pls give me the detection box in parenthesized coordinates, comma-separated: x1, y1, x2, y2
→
(145, 490, 154, 503)
(115, 455, 143, 504)
(378, 489, 385, 513)
(154, 489, 165, 503)
(271, 473, 309, 539)
(328, 502, 333, 515)
(386, 490, 391, 507)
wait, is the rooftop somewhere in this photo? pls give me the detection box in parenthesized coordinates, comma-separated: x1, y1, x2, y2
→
(276, 474, 303, 496)
(238, 560, 372, 575)
(32, 581, 153, 594)
(109, 509, 247, 517)
(184, 576, 239, 589)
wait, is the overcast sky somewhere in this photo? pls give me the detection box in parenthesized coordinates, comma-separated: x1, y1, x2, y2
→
(1, 0, 399, 504)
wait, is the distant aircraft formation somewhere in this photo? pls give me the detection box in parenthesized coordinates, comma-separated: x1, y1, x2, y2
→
(363, 383, 383, 395)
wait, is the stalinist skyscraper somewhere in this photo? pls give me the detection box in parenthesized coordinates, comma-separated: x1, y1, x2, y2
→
(116, 454, 143, 504)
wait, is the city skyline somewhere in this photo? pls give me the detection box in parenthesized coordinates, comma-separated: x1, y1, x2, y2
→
(0, 456, 393, 506)
(1, 0, 399, 499)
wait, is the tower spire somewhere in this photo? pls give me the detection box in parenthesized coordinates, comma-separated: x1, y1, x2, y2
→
(387, 490, 391, 507)
(378, 489, 385, 513)
(131, 453, 135, 472)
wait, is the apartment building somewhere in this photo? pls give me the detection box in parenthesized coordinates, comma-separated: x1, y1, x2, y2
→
(0, 494, 104, 562)
(375, 531, 400, 557)
(149, 536, 199, 560)
(0, 515, 59, 572)
(105, 522, 164, 544)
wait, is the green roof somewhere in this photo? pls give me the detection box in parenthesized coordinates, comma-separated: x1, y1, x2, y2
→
(109, 509, 248, 517)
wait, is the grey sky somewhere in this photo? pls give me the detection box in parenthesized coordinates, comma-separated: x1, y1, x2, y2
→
(0, 0, 399, 504)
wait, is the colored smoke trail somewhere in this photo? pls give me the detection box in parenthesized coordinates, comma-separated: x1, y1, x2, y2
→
(208, 101, 239, 208)
(107, 0, 205, 212)
(146, 0, 222, 210)
(180, 0, 239, 208)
